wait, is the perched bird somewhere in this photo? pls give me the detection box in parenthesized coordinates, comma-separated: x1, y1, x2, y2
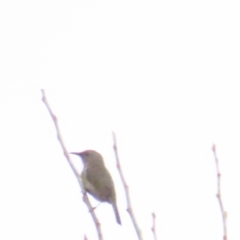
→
(70, 150, 121, 225)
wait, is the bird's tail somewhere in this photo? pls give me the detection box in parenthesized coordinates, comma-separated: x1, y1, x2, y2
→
(112, 202, 121, 225)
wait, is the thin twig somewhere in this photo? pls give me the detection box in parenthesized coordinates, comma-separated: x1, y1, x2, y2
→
(41, 89, 103, 240)
(212, 144, 227, 240)
(151, 212, 157, 240)
(112, 132, 143, 240)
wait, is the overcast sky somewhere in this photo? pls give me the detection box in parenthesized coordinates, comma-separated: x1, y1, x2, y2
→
(0, 1, 240, 240)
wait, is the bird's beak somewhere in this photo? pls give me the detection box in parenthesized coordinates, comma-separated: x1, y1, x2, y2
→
(70, 152, 81, 156)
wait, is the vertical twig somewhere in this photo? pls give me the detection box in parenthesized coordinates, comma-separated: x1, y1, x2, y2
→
(112, 132, 143, 240)
(41, 89, 103, 240)
(212, 144, 227, 240)
(151, 212, 158, 240)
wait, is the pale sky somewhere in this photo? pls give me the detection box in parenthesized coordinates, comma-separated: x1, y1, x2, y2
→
(0, 1, 240, 240)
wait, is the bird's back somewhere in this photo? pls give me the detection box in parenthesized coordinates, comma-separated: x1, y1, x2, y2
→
(82, 162, 116, 203)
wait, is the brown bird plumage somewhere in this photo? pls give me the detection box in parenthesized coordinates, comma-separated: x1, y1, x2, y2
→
(70, 150, 121, 225)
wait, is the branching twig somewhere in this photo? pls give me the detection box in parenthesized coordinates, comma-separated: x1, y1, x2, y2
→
(212, 144, 227, 240)
(112, 132, 143, 240)
(151, 212, 157, 240)
(41, 89, 103, 240)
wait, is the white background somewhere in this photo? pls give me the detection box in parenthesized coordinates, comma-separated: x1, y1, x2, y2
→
(0, 1, 240, 239)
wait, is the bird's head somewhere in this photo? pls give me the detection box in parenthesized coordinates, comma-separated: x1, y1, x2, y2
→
(70, 150, 105, 165)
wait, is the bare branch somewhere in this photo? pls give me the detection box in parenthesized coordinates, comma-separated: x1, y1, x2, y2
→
(212, 144, 227, 240)
(151, 212, 157, 240)
(41, 89, 103, 240)
(112, 132, 143, 240)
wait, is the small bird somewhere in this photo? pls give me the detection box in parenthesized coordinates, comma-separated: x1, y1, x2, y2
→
(70, 150, 121, 225)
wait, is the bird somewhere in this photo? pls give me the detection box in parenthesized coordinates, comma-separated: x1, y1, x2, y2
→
(70, 150, 121, 225)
